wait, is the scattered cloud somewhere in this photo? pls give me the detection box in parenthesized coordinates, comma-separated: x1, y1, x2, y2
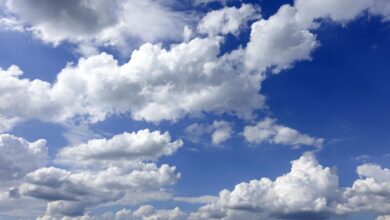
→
(189, 152, 390, 219)
(2, 0, 188, 52)
(197, 4, 260, 36)
(243, 117, 324, 149)
(185, 120, 233, 145)
(0, 134, 47, 182)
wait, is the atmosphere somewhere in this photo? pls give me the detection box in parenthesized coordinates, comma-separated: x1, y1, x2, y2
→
(0, 0, 389, 219)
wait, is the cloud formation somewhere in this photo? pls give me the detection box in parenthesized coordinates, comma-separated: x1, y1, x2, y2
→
(185, 120, 233, 145)
(189, 152, 390, 220)
(198, 4, 260, 36)
(19, 129, 182, 218)
(243, 117, 324, 149)
(0, 134, 47, 182)
(2, 0, 187, 51)
(57, 129, 183, 168)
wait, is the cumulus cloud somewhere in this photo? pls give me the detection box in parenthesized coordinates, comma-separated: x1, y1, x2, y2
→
(339, 164, 390, 215)
(37, 205, 186, 220)
(243, 118, 324, 148)
(294, 0, 390, 26)
(0, 134, 47, 181)
(197, 4, 260, 36)
(2, 0, 389, 132)
(18, 129, 182, 218)
(245, 4, 318, 73)
(133, 205, 186, 220)
(0, 37, 264, 131)
(2, 0, 187, 50)
(189, 153, 390, 220)
(185, 120, 233, 145)
(20, 164, 179, 217)
(57, 129, 183, 168)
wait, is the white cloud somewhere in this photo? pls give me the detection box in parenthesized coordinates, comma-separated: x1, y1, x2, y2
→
(133, 205, 186, 220)
(189, 153, 390, 219)
(197, 4, 260, 36)
(57, 129, 183, 168)
(20, 163, 179, 217)
(211, 121, 233, 145)
(0, 190, 46, 219)
(339, 164, 390, 214)
(0, 37, 264, 131)
(190, 152, 340, 219)
(0, 134, 47, 182)
(17, 129, 182, 218)
(294, 0, 390, 26)
(37, 205, 187, 220)
(0, 65, 59, 131)
(245, 4, 318, 73)
(377, 215, 390, 220)
(185, 120, 233, 145)
(243, 117, 324, 148)
(3, 0, 187, 50)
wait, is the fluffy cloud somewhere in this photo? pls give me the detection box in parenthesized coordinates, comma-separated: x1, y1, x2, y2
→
(189, 153, 390, 219)
(37, 205, 186, 220)
(57, 129, 183, 168)
(339, 164, 390, 214)
(294, 0, 390, 26)
(197, 4, 260, 36)
(189, 152, 340, 219)
(132, 205, 186, 220)
(20, 164, 179, 217)
(0, 37, 264, 131)
(245, 4, 318, 73)
(0, 134, 47, 181)
(0, 65, 58, 131)
(243, 118, 324, 148)
(2, 1, 389, 132)
(2, 0, 187, 49)
(18, 129, 182, 218)
(185, 120, 233, 145)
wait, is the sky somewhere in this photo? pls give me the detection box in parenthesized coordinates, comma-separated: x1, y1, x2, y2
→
(0, 0, 389, 220)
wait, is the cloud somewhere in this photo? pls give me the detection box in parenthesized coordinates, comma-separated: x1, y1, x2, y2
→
(57, 129, 183, 168)
(294, 0, 390, 26)
(0, 134, 47, 182)
(0, 37, 264, 131)
(189, 152, 390, 219)
(339, 164, 390, 214)
(185, 120, 233, 145)
(20, 163, 179, 217)
(2, 1, 389, 132)
(2, 0, 187, 50)
(197, 4, 260, 36)
(243, 117, 324, 148)
(133, 205, 187, 220)
(37, 205, 187, 220)
(245, 4, 318, 73)
(18, 129, 182, 218)
(211, 121, 233, 145)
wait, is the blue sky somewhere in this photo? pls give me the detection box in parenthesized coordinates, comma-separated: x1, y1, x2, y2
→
(0, 0, 389, 220)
